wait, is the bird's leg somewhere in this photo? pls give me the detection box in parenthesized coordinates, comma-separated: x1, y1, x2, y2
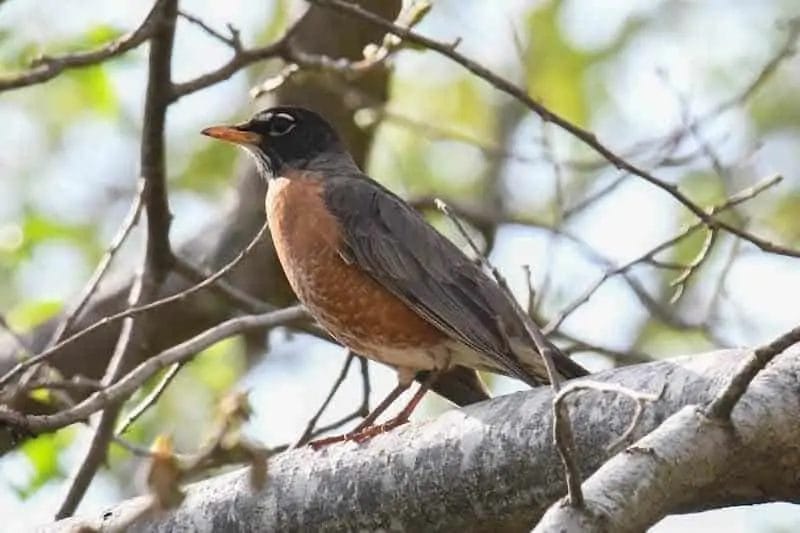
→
(350, 368, 442, 443)
(308, 381, 410, 449)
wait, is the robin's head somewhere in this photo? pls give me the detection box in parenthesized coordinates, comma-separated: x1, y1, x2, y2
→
(201, 106, 345, 177)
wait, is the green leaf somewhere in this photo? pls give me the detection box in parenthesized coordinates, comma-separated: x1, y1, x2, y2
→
(633, 319, 712, 359)
(187, 337, 246, 393)
(15, 429, 74, 499)
(18, 213, 98, 261)
(7, 299, 62, 331)
(680, 172, 726, 206)
(749, 75, 800, 133)
(257, 0, 291, 45)
(22, 214, 91, 243)
(377, 75, 493, 196)
(176, 140, 238, 194)
(766, 192, 800, 245)
(524, 1, 591, 126)
(82, 25, 124, 47)
(65, 65, 118, 117)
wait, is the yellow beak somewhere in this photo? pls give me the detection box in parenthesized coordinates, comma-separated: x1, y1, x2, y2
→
(201, 125, 262, 145)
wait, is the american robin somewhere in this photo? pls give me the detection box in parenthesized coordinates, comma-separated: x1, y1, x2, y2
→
(202, 107, 588, 444)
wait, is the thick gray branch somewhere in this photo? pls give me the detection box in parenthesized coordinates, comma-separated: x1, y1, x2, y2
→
(48, 347, 800, 532)
(535, 346, 800, 532)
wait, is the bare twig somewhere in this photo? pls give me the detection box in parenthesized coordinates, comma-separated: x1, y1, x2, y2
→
(0, 306, 307, 435)
(435, 199, 586, 507)
(704, 238, 741, 325)
(668, 228, 717, 304)
(360, 105, 538, 165)
(683, 17, 800, 139)
(434, 199, 563, 385)
(293, 350, 354, 447)
(706, 323, 800, 419)
(0, 222, 275, 389)
(56, 0, 180, 517)
(15, 376, 103, 396)
(544, 175, 784, 334)
(172, 255, 272, 314)
(0, 314, 32, 357)
(178, 9, 239, 48)
(553, 16, 800, 184)
(551, 398, 584, 507)
(0, 1, 165, 92)
(555, 331, 653, 366)
(251, 1, 431, 97)
(311, 0, 800, 258)
(551, 381, 662, 507)
(115, 362, 184, 436)
(47, 182, 145, 348)
(293, 351, 372, 447)
(169, 23, 298, 101)
(562, 174, 628, 220)
(411, 196, 689, 331)
(55, 410, 119, 518)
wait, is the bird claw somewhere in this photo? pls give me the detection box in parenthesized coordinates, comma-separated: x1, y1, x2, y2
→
(307, 416, 410, 450)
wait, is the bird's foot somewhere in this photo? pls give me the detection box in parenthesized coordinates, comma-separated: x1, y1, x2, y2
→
(308, 416, 410, 450)
(308, 433, 348, 450)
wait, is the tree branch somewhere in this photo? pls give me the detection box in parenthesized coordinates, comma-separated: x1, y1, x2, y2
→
(55, 0, 179, 516)
(0, 0, 164, 92)
(47, 346, 800, 532)
(0, 306, 307, 435)
(0, 0, 400, 460)
(309, 0, 800, 258)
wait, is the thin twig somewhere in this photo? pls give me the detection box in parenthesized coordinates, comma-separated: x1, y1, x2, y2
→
(115, 362, 184, 436)
(435, 199, 586, 507)
(0, 222, 275, 389)
(552, 396, 584, 507)
(293, 352, 372, 447)
(544, 175, 784, 334)
(668, 228, 718, 304)
(555, 330, 653, 365)
(434, 199, 563, 389)
(56, 0, 180, 517)
(0, 306, 307, 435)
(177, 9, 239, 48)
(293, 350, 355, 447)
(706, 323, 800, 419)
(251, 1, 431, 98)
(47, 182, 145, 348)
(15, 376, 104, 396)
(0, 314, 32, 357)
(55, 409, 118, 518)
(311, 0, 800, 259)
(0, 1, 165, 92)
(557, 381, 662, 442)
(172, 256, 272, 314)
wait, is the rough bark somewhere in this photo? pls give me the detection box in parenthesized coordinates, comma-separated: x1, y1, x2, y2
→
(47, 346, 800, 532)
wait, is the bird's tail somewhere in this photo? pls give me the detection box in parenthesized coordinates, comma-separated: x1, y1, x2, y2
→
(510, 337, 589, 386)
(548, 341, 589, 379)
(422, 366, 491, 406)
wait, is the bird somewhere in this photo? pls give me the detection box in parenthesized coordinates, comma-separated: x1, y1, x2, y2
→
(202, 106, 588, 445)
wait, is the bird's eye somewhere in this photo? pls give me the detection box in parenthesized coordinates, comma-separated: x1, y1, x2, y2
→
(268, 113, 296, 136)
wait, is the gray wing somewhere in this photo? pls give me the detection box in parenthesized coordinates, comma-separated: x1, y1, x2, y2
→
(323, 175, 587, 386)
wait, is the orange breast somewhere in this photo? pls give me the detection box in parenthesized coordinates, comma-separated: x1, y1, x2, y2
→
(265, 174, 444, 358)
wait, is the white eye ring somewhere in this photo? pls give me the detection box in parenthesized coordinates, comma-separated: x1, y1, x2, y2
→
(269, 113, 296, 136)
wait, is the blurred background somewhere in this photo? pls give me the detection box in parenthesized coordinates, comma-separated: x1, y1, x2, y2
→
(0, 0, 799, 530)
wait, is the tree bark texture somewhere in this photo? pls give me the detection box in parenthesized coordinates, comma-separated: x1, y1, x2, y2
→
(48, 346, 800, 532)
